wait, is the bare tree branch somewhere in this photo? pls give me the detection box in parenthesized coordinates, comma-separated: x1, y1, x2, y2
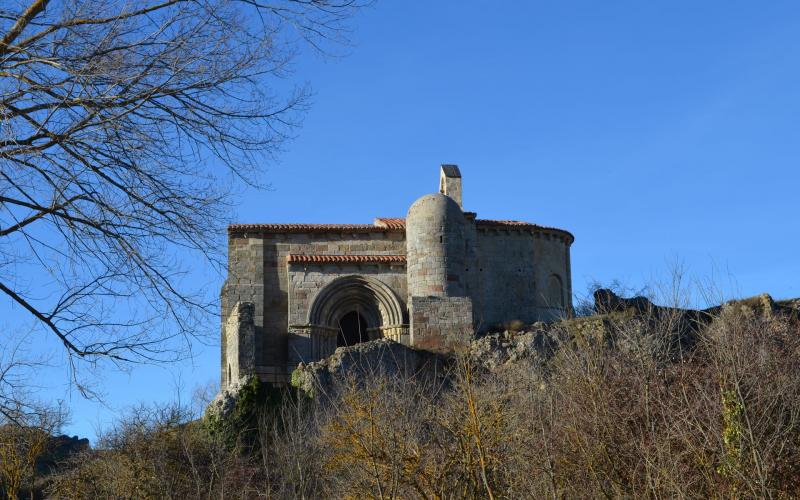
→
(0, 0, 367, 401)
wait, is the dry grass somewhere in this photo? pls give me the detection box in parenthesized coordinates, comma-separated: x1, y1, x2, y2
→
(3, 301, 799, 498)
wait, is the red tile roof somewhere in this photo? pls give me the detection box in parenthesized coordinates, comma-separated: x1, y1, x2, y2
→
(376, 218, 572, 239)
(287, 254, 406, 264)
(476, 220, 574, 240)
(373, 217, 406, 229)
(229, 217, 573, 242)
(228, 223, 400, 234)
(477, 219, 543, 227)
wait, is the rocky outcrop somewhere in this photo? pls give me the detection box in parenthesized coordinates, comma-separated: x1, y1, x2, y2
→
(206, 377, 250, 422)
(37, 434, 90, 474)
(291, 338, 450, 397)
(468, 326, 551, 372)
(289, 290, 800, 398)
(292, 328, 560, 396)
(595, 288, 798, 319)
(593, 288, 657, 315)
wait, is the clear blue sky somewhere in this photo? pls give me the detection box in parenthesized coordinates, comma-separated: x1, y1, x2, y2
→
(20, 1, 800, 439)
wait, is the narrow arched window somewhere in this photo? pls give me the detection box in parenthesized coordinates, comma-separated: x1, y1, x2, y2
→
(547, 274, 564, 308)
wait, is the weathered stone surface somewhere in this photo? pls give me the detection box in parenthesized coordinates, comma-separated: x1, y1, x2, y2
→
(406, 192, 467, 298)
(291, 338, 450, 397)
(222, 165, 575, 388)
(206, 377, 249, 421)
(244, 287, 800, 404)
(222, 302, 256, 388)
(292, 328, 555, 397)
(410, 296, 473, 352)
(469, 327, 551, 371)
(594, 288, 656, 315)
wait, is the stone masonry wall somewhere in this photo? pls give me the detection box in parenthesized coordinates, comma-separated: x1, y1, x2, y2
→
(223, 230, 406, 384)
(410, 296, 474, 352)
(406, 194, 467, 298)
(473, 229, 538, 328)
(474, 228, 572, 328)
(286, 263, 407, 369)
(222, 301, 255, 389)
(532, 231, 573, 321)
(223, 221, 572, 385)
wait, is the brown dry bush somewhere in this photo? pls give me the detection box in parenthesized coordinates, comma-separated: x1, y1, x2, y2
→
(523, 311, 722, 498)
(48, 404, 260, 499)
(258, 392, 326, 499)
(42, 303, 800, 499)
(702, 307, 800, 496)
(0, 424, 52, 499)
(313, 372, 440, 498)
(307, 305, 800, 499)
(309, 359, 537, 499)
(502, 304, 800, 498)
(0, 405, 65, 500)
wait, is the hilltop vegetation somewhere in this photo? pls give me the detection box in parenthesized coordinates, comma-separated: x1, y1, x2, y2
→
(3, 291, 800, 498)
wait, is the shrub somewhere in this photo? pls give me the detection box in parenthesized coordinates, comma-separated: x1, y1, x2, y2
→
(44, 302, 800, 498)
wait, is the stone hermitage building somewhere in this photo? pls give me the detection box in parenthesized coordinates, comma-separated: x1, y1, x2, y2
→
(221, 165, 574, 387)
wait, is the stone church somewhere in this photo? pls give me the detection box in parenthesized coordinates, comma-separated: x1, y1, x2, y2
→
(221, 165, 574, 387)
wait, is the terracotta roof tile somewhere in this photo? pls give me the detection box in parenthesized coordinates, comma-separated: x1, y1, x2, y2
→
(476, 219, 575, 242)
(287, 254, 406, 264)
(228, 222, 401, 234)
(476, 219, 536, 227)
(373, 217, 406, 229)
(228, 217, 573, 242)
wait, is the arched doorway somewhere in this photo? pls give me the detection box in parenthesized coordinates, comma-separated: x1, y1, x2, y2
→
(307, 275, 406, 360)
(337, 310, 369, 347)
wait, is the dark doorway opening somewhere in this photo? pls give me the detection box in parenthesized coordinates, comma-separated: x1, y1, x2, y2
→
(337, 311, 369, 347)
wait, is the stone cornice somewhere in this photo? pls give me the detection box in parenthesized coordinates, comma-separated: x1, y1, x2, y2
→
(229, 217, 574, 244)
(287, 254, 406, 264)
(228, 222, 403, 235)
(474, 220, 575, 244)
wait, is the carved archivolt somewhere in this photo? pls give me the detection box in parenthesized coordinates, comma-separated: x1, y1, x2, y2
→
(307, 275, 406, 331)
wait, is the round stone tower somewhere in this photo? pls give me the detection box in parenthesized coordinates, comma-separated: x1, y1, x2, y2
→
(406, 192, 467, 298)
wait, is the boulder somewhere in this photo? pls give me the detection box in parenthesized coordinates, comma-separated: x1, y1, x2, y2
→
(291, 338, 449, 397)
(205, 377, 248, 421)
(469, 327, 551, 372)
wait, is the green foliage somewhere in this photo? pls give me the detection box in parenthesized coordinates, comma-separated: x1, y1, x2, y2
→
(290, 367, 305, 391)
(718, 388, 744, 477)
(205, 377, 286, 453)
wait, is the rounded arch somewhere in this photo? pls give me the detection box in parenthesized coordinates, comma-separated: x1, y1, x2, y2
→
(547, 273, 564, 309)
(308, 275, 405, 331)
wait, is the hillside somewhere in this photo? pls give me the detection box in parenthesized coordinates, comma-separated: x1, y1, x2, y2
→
(5, 290, 800, 498)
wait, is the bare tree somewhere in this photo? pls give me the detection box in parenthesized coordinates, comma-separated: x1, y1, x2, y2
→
(0, 329, 61, 428)
(0, 0, 364, 387)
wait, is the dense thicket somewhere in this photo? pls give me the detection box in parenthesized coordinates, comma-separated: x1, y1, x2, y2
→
(4, 304, 800, 499)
